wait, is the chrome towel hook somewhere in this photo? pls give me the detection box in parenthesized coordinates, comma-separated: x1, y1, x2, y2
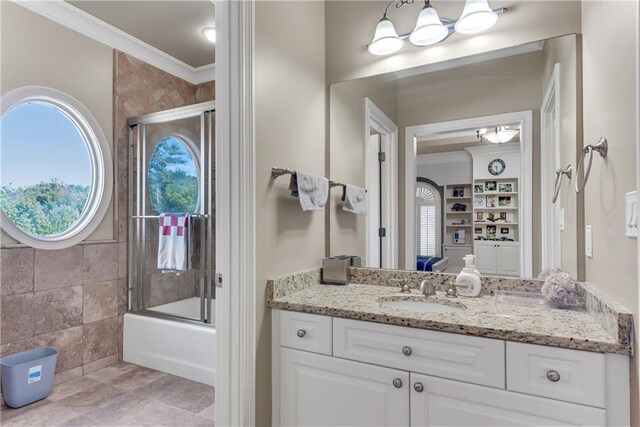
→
(552, 165, 572, 203)
(575, 137, 608, 193)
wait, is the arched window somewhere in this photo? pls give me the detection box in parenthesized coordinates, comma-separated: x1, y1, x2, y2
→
(0, 86, 112, 249)
(147, 135, 200, 215)
(416, 181, 441, 256)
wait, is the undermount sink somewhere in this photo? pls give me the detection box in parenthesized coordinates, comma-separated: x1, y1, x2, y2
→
(378, 296, 466, 314)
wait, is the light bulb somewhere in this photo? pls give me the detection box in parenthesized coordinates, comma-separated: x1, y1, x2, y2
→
(455, 0, 498, 35)
(368, 17, 404, 56)
(202, 27, 216, 43)
(409, 2, 448, 46)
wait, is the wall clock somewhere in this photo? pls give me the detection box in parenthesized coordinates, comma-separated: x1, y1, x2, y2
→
(488, 158, 506, 176)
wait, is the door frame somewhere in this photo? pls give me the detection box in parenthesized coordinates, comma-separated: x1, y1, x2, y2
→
(405, 111, 533, 276)
(365, 98, 399, 269)
(215, 0, 256, 425)
(541, 64, 562, 272)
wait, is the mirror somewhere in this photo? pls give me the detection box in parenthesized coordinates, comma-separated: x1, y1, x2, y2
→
(329, 34, 582, 280)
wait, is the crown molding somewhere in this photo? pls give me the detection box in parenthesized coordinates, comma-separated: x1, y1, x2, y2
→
(12, 0, 215, 85)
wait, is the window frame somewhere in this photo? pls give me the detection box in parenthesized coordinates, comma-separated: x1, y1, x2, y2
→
(415, 182, 441, 257)
(0, 86, 113, 249)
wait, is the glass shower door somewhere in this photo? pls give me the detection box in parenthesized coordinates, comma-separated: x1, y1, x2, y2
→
(129, 106, 214, 323)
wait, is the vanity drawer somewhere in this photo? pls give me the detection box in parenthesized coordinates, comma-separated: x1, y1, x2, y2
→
(506, 342, 605, 408)
(333, 318, 505, 388)
(279, 310, 332, 355)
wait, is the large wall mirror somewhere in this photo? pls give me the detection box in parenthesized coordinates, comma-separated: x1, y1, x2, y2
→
(329, 34, 583, 280)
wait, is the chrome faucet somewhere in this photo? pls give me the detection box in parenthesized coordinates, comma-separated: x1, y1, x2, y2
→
(419, 280, 436, 297)
(391, 278, 412, 293)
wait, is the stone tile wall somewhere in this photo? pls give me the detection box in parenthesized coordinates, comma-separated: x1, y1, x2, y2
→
(0, 242, 124, 383)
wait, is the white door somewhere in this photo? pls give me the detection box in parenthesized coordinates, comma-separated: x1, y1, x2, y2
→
(410, 374, 606, 426)
(496, 244, 520, 276)
(280, 348, 409, 427)
(474, 243, 496, 274)
(541, 65, 562, 271)
(367, 134, 381, 268)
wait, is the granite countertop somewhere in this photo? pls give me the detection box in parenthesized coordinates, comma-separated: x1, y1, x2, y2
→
(267, 269, 633, 355)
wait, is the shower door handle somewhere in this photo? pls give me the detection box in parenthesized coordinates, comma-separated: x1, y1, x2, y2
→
(216, 273, 223, 288)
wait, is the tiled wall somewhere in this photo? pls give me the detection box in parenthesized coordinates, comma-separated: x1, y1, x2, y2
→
(0, 52, 215, 384)
(0, 242, 124, 383)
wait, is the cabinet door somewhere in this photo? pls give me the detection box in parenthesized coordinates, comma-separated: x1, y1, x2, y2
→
(280, 348, 409, 427)
(409, 373, 605, 427)
(474, 244, 495, 273)
(496, 244, 519, 276)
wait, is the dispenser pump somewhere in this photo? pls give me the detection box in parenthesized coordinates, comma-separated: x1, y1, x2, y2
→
(455, 254, 482, 297)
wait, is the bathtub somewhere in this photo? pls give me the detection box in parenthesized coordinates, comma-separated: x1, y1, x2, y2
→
(123, 297, 215, 386)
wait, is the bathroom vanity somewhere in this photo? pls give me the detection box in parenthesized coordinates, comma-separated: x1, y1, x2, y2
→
(268, 268, 633, 427)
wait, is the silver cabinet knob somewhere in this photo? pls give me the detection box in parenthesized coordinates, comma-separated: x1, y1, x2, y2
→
(296, 329, 306, 338)
(413, 382, 424, 393)
(392, 378, 403, 388)
(402, 346, 412, 356)
(546, 370, 560, 382)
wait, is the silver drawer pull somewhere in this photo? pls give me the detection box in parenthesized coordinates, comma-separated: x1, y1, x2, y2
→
(546, 370, 561, 382)
(392, 378, 403, 388)
(296, 329, 306, 338)
(413, 382, 424, 393)
(402, 346, 412, 356)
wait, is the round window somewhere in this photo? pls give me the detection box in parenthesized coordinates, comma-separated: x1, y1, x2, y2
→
(147, 136, 199, 215)
(0, 86, 112, 249)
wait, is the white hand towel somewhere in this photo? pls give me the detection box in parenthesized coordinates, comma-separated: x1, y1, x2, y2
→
(290, 172, 329, 211)
(343, 184, 367, 215)
(157, 213, 192, 271)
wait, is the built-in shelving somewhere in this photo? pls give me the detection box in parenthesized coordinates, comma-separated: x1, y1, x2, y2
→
(444, 183, 473, 245)
(473, 178, 519, 243)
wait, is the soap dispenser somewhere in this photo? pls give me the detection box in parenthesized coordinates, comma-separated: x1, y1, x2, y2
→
(455, 254, 482, 297)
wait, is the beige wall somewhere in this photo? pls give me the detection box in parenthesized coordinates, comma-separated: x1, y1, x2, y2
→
(328, 74, 397, 259)
(325, 0, 582, 84)
(255, 2, 326, 424)
(541, 34, 583, 280)
(0, 2, 114, 243)
(581, 1, 639, 424)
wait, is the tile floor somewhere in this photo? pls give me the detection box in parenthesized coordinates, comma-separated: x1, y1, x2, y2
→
(0, 363, 215, 426)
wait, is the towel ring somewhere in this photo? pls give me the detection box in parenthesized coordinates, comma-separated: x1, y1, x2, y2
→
(575, 137, 608, 193)
(552, 165, 572, 204)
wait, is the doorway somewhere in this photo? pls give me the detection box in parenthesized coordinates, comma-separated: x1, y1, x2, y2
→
(365, 98, 398, 269)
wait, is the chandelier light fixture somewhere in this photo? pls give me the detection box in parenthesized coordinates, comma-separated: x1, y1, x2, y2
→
(367, 0, 506, 56)
(476, 126, 520, 144)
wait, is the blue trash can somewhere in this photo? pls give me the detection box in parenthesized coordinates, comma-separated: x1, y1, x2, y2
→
(0, 347, 58, 408)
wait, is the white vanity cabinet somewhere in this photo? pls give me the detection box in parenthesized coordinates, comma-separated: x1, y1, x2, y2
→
(474, 241, 520, 276)
(280, 348, 409, 427)
(272, 310, 628, 427)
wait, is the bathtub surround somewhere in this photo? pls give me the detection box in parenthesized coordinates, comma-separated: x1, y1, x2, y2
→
(114, 51, 215, 315)
(267, 267, 634, 353)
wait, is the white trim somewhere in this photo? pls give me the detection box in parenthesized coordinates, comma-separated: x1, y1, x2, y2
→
(215, 0, 255, 426)
(605, 353, 631, 426)
(417, 151, 472, 166)
(405, 111, 533, 276)
(540, 64, 562, 272)
(365, 98, 398, 269)
(0, 85, 113, 250)
(12, 0, 215, 85)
